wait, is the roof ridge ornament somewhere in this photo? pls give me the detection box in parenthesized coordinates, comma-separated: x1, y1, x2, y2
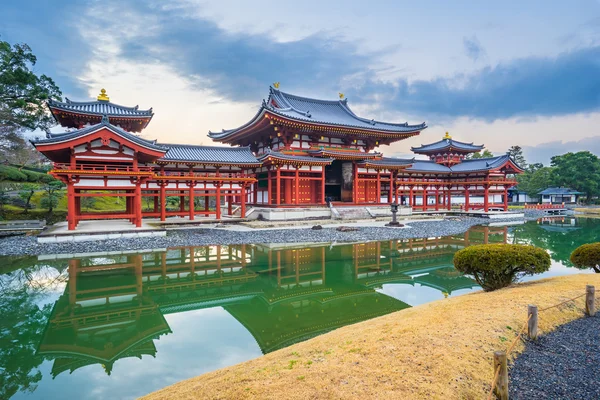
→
(97, 88, 110, 102)
(444, 131, 452, 139)
(273, 82, 280, 89)
(339, 92, 345, 100)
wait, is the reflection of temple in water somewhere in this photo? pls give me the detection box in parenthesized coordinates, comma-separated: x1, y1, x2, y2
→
(37, 226, 507, 376)
(537, 216, 580, 232)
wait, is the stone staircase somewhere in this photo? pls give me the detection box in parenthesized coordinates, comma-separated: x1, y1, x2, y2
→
(333, 206, 373, 220)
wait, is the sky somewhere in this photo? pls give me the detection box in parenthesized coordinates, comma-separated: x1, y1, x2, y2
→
(2, 0, 600, 164)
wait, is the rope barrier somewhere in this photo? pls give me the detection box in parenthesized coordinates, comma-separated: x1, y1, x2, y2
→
(539, 293, 586, 312)
(486, 290, 590, 399)
(487, 365, 502, 400)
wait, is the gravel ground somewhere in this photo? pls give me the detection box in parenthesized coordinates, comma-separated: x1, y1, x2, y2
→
(0, 210, 547, 257)
(509, 316, 600, 399)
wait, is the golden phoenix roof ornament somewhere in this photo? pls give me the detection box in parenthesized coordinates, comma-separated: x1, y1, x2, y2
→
(444, 131, 452, 139)
(339, 93, 345, 99)
(97, 88, 110, 101)
(273, 82, 280, 89)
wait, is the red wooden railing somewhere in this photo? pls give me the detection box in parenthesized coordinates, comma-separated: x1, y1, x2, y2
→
(461, 203, 506, 211)
(157, 171, 249, 178)
(53, 163, 153, 172)
(524, 203, 565, 210)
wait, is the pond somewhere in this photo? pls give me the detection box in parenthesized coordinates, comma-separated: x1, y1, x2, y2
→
(1, 217, 598, 400)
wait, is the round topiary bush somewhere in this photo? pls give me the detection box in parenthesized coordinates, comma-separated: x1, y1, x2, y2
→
(453, 244, 551, 291)
(570, 242, 600, 273)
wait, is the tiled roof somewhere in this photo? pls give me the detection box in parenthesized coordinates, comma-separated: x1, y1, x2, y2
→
(48, 98, 153, 117)
(538, 187, 583, 195)
(368, 155, 523, 174)
(32, 117, 165, 152)
(359, 157, 415, 167)
(258, 150, 333, 164)
(411, 138, 484, 154)
(159, 145, 260, 165)
(307, 148, 381, 159)
(209, 87, 427, 139)
(450, 154, 520, 173)
(409, 160, 453, 173)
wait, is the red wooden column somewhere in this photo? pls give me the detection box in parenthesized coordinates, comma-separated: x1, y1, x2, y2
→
(241, 183, 247, 218)
(228, 192, 233, 215)
(376, 170, 381, 204)
(422, 188, 427, 211)
(189, 184, 195, 220)
(435, 186, 440, 211)
(353, 161, 359, 204)
(215, 183, 221, 219)
(252, 179, 258, 204)
(388, 172, 393, 203)
(179, 194, 185, 213)
(134, 181, 142, 227)
(464, 185, 470, 211)
(503, 186, 509, 211)
(447, 186, 452, 210)
(484, 184, 490, 212)
(408, 186, 414, 206)
(204, 194, 209, 216)
(294, 166, 300, 205)
(321, 167, 326, 204)
(160, 183, 166, 221)
(267, 170, 272, 205)
(67, 179, 76, 230)
(276, 166, 281, 205)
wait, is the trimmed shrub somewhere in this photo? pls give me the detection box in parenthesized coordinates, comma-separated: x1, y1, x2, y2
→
(570, 242, 600, 273)
(0, 165, 27, 182)
(453, 244, 551, 291)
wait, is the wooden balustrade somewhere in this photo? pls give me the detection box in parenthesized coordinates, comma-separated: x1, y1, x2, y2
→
(524, 203, 565, 209)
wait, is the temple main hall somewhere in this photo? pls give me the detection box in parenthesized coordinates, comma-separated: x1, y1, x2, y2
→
(33, 87, 523, 230)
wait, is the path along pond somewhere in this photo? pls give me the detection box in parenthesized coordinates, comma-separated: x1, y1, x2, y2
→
(1, 217, 599, 400)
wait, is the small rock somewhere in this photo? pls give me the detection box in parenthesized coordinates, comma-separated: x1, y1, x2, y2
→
(336, 226, 358, 232)
(311, 225, 323, 230)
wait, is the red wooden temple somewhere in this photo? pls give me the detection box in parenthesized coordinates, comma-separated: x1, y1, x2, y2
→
(33, 87, 523, 230)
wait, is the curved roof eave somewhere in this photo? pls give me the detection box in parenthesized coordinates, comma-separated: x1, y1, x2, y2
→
(32, 120, 166, 153)
(48, 98, 154, 117)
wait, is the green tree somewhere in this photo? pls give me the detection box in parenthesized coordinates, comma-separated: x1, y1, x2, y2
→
(39, 181, 64, 213)
(551, 151, 600, 202)
(570, 243, 600, 273)
(80, 195, 96, 210)
(507, 145, 527, 168)
(0, 185, 8, 214)
(453, 244, 551, 291)
(516, 164, 554, 199)
(466, 149, 494, 159)
(18, 183, 37, 213)
(0, 39, 61, 133)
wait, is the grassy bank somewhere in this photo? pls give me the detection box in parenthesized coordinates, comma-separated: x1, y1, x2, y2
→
(142, 274, 600, 400)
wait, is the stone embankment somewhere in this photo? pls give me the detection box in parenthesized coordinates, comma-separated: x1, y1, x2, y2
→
(0, 210, 547, 256)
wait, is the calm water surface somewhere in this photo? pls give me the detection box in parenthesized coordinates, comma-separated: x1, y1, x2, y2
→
(1, 217, 598, 400)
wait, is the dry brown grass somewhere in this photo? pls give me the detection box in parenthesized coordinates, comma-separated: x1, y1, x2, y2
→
(141, 274, 600, 400)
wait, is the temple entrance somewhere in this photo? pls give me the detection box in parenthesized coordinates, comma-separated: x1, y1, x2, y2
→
(325, 160, 354, 202)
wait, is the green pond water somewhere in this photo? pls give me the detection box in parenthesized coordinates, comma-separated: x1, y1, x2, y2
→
(1, 217, 598, 400)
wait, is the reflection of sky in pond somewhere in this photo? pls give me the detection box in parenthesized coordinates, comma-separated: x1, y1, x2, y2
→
(4, 217, 600, 400)
(13, 308, 261, 400)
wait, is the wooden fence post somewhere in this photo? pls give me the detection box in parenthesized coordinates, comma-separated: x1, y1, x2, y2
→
(586, 285, 596, 317)
(528, 305, 538, 340)
(493, 351, 509, 400)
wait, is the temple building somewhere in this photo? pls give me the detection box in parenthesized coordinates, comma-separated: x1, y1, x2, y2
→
(33, 87, 523, 230)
